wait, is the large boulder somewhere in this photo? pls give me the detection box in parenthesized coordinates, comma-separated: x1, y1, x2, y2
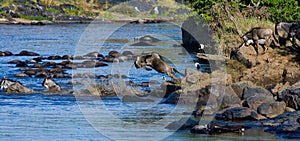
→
(277, 81, 300, 110)
(230, 81, 254, 99)
(242, 86, 275, 110)
(230, 46, 257, 67)
(257, 101, 286, 118)
(181, 16, 217, 54)
(184, 68, 209, 84)
(219, 86, 242, 110)
(217, 107, 265, 121)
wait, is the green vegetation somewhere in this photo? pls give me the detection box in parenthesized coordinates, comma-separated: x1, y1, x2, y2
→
(19, 15, 52, 21)
(188, 0, 300, 22)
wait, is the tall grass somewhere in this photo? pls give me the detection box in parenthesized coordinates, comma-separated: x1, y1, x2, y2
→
(40, 0, 54, 7)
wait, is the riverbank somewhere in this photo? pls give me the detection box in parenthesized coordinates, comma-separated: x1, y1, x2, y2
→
(0, 0, 190, 25)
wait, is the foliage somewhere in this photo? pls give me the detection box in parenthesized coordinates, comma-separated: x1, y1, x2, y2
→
(19, 15, 52, 21)
(188, 0, 300, 22)
(262, 0, 300, 22)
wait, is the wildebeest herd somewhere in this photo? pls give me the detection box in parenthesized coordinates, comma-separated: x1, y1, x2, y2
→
(240, 22, 300, 55)
(0, 48, 184, 94)
(0, 22, 299, 94)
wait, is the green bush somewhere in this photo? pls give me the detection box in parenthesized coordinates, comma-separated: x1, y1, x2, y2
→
(188, 0, 300, 22)
(19, 15, 52, 21)
(262, 0, 300, 22)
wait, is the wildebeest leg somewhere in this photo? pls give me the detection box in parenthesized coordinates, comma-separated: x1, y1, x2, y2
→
(253, 42, 259, 55)
(253, 35, 260, 55)
(264, 38, 271, 53)
(291, 37, 300, 48)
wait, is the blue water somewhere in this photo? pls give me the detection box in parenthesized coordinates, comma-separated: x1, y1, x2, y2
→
(0, 23, 289, 140)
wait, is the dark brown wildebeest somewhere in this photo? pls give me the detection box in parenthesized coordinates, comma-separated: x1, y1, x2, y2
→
(275, 22, 300, 47)
(289, 23, 300, 47)
(134, 52, 184, 81)
(241, 27, 274, 55)
(42, 76, 61, 92)
(0, 77, 34, 93)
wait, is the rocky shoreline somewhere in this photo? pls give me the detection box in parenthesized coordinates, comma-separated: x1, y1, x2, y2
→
(1, 50, 299, 139)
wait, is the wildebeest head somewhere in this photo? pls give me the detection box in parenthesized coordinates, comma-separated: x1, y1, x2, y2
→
(290, 23, 300, 38)
(275, 22, 294, 36)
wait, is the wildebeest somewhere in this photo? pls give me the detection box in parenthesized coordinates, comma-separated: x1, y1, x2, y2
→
(241, 27, 274, 55)
(275, 22, 300, 47)
(134, 52, 184, 81)
(289, 23, 300, 47)
(42, 77, 61, 92)
(0, 77, 34, 93)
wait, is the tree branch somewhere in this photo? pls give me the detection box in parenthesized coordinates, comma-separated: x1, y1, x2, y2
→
(223, 4, 243, 37)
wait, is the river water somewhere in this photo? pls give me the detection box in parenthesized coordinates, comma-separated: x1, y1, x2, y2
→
(0, 23, 292, 140)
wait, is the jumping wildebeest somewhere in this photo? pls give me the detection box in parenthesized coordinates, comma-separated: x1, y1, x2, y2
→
(42, 77, 61, 92)
(134, 52, 184, 81)
(241, 27, 274, 55)
(275, 22, 300, 47)
(0, 77, 34, 93)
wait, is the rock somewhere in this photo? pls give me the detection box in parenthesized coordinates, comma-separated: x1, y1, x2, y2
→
(162, 90, 181, 104)
(242, 86, 273, 100)
(181, 16, 217, 54)
(130, 41, 154, 46)
(166, 117, 198, 130)
(122, 95, 154, 102)
(278, 81, 300, 110)
(285, 107, 296, 112)
(283, 67, 300, 85)
(274, 124, 300, 139)
(185, 68, 201, 84)
(218, 107, 266, 121)
(230, 46, 256, 67)
(230, 81, 254, 99)
(242, 86, 275, 110)
(257, 101, 286, 118)
(219, 86, 242, 110)
(136, 35, 160, 43)
(191, 125, 209, 134)
(271, 82, 290, 95)
(16, 50, 39, 56)
(159, 81, 181, 98)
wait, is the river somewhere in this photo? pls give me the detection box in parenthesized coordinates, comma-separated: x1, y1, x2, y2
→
(0, 23, 293, 140)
